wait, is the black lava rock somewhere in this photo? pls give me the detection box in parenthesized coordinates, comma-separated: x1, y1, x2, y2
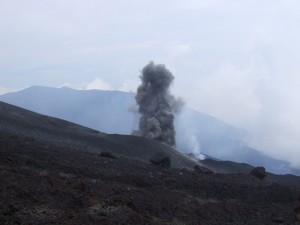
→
(149, 152, 170, 168)
(250, 167, 267, 180)
(99, 151, 116, 159)
(194, 165, 214, 174)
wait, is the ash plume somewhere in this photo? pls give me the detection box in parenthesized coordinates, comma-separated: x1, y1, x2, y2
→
(135, 62, 183, 146)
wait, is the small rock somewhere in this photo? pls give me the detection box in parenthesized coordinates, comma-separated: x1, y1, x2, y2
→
(3, 204, 19, 216)
(149, 152, 170, 168)
(250, 167, 266, 180)
(179, 168, 189, 173)
(134, 177, 152, 187)
(295, 206, 300, 221)
(99, 151, 116, 159)
(272, 216, 285, 223)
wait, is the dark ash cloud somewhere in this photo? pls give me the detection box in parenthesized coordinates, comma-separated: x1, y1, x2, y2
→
(135, 62, 182, 146)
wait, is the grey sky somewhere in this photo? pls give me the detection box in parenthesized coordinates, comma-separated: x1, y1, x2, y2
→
(1, 0, 300, 168)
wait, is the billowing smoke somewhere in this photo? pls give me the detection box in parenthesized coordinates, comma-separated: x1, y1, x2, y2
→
(135, 62, 182, 146)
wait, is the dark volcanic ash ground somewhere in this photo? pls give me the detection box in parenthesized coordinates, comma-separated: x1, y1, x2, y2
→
(1, 133, 300, 225)
(1, 101, 300, 225)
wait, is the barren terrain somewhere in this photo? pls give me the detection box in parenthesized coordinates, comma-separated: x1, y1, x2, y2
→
(1, 101, 300, 224)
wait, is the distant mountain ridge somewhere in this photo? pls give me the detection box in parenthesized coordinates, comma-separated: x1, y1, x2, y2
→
(1, 86, 299, 175)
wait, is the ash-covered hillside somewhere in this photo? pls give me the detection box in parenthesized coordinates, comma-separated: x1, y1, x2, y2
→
(0, 101, 199, 169)
(1, 101, 300, 225)
(1, 86, 299, 175)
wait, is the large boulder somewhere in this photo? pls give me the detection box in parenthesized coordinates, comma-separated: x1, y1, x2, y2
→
(149, 152, 171, 168)
(250, 167, 266, 180)
(194, 165, 214, 174)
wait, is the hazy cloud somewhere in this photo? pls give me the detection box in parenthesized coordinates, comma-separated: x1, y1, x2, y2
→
(120, 79, 140, 92)
(62, 78, 112, 91)
(0, 86, 15, 95)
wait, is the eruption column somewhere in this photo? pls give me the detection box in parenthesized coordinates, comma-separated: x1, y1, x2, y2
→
(135, 62, 182, 146)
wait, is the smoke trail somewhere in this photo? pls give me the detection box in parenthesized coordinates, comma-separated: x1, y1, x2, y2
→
(135, 62, 182, 146)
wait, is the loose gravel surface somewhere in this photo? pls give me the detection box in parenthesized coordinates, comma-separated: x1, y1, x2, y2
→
(1, 101, 300, 224)
(1, 134, 299, 225)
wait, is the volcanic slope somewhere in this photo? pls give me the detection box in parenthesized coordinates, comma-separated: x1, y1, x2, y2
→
(1, 101, 300, 225)
(0, 101, 199, 169)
